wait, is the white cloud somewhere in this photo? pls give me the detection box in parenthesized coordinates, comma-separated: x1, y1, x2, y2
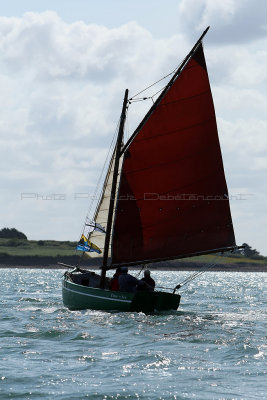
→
(179, 0, 238, 31)
(178, 0, 267, 44)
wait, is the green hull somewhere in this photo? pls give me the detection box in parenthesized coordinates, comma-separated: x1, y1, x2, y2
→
(62, 277, 180, 312)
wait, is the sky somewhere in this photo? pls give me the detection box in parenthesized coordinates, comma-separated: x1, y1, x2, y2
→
(0, 0, 267, 255)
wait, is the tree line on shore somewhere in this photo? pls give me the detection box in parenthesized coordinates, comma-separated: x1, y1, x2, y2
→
(0, 228, 27, 240)
(0, 227, 265, 260)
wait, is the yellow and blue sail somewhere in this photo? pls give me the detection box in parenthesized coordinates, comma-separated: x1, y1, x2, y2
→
(76, 234, 102, 254)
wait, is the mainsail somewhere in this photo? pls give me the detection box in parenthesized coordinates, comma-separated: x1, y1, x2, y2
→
(111, 43, 236, 266)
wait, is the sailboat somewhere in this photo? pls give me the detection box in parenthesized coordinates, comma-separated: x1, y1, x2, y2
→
(62, 27, 237, 312)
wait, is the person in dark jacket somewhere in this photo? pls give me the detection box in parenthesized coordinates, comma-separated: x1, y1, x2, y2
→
(141, 269, 155, 291)
(118, 267, 142, 292)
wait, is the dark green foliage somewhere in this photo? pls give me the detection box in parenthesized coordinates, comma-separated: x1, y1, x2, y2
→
(37, 240, 45, 246)
(221, 243, 264, 259)
(0, 228, 27, 240)
(241, 243, 261, 258)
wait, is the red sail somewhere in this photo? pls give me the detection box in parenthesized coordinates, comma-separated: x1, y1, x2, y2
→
(112, 44, 236, 265)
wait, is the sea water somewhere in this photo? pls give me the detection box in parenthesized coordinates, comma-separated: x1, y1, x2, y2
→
(0, 269, 266, 400)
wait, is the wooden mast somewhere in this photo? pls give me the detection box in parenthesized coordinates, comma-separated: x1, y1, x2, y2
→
(100, 89, 129, 288)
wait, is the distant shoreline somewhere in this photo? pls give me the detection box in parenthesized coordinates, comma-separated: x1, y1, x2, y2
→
(1, 238, 266, 273)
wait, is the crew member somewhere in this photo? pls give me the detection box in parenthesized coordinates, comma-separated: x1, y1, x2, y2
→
(141, 269, 155, 291)
(118, 267, 142, 292)
(109, 267, 121, 291)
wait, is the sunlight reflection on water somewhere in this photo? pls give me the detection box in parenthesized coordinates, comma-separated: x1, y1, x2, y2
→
(0, 269, 266, 399)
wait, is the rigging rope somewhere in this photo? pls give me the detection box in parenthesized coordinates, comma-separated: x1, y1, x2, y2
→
(87, 120, 119, 219)
(124, 104, 130, 143)
(129, 62, 182, 100)
(172, 251, 238, 293)
(135, 264, 147, 278)
(77, 118, 120, 244)
(127, 63, 182, 105)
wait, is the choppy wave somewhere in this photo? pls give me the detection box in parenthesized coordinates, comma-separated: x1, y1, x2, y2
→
(0, 269, 266, 399)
